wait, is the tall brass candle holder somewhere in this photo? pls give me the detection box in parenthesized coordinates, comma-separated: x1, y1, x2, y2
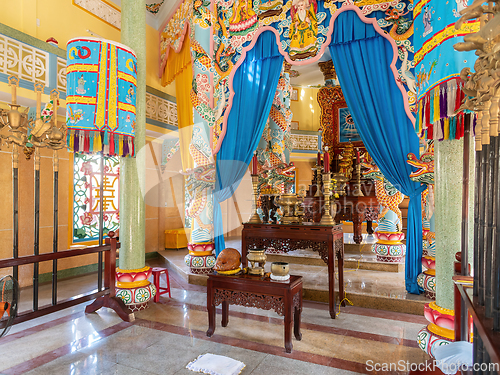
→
(248, 174, 262, 223)
(352, 164, 364, 196)
(320, 172, 335, 225)
(314, 165, 323, 197)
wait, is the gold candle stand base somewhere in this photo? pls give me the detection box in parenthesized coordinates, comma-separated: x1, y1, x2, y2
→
(320, 172, 336, 225)
(352, 164, 364, 197)
(314, 165, 323, 197)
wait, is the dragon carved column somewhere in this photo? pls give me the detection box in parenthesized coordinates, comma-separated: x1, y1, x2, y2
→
(183, 122, 216, 274)
(408, 143, 436, 300)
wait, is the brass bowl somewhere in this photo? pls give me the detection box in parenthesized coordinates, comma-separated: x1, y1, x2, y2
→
(247, 249, 267, 264)
(271, 262, 289, 277)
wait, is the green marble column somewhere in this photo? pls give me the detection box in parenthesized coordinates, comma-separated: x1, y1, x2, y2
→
(435, 139, 464, 310)
(119, 0, 146, 270)
(467, 135, 475, 269)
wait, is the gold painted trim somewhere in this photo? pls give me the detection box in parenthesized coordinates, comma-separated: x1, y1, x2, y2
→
(425, 269, 436, 276)
(66, 64, 99, 73)
(188, 250, 213, 256)
(428, 323, 455, 340)
(116, 266, 151, 274)
(116, 279, 150, 289)
(215, 267, 241, 275)
(454, 278, 473, 285)
(429, 301, 455, 316)
(376, 240, 403, 245)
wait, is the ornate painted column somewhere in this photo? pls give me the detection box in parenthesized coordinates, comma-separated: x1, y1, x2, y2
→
(318, 60, 337, 87)
(184, 8, 217, 274)
(115, 0, 155, 311)
(408, 144, 436, 299)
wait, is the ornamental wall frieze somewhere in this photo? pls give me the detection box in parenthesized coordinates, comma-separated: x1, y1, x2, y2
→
(73, 0, 122, 30)
(291, 134, 320, 151)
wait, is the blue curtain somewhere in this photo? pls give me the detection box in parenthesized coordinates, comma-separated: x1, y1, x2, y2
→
(329, 10, 424, 294)
(213, 31, 284, 256)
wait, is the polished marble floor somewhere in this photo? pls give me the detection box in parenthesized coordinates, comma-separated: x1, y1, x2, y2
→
(0, 260, 431, 375)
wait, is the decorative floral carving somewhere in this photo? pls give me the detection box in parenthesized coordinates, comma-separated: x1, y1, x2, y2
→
(145, 92, 177, 126)
(293, 292, 301, 310)
(246, 237, 330, 264)
(0, 35, 49, 86)
(291, 134, 320, 151)
(213, 289, 285, 316)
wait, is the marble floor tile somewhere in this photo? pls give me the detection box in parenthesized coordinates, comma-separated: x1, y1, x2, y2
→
(252, 355, 361, 375)
(22, 351, 117, 375)
(0, 257, 433, 375)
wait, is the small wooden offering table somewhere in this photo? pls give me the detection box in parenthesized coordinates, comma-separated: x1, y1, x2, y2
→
(206, 273, 303, 353)
(242, 223, 344, 319)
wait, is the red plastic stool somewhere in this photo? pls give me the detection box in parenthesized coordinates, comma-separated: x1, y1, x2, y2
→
(151, 267, 171, 302)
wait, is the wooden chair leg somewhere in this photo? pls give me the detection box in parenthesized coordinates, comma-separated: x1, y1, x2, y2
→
(86, 295, 134, 322)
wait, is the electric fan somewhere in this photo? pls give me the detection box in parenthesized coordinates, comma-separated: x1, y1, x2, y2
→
(0, 275, 19, 338)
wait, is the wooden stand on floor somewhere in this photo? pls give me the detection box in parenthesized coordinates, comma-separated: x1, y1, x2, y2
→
(206, 273, 303, 353)
(85, 232, 134, 322)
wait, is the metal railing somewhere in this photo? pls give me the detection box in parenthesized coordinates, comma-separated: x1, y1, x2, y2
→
(0, 233, 129, 328)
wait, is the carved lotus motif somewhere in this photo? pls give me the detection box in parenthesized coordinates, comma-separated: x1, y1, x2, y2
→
(116, 268, 152, 283)
(424, 302, 454, 330)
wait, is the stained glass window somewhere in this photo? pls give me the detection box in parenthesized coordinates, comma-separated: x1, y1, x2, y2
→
(72, 153, 120, 243)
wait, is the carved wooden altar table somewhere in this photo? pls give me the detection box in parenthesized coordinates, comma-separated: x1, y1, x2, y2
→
(206, 273, 303, 353)
(241, 223, 344, 319)
(334, 196, 379, 244)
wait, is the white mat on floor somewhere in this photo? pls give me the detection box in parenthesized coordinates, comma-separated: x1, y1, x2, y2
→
(186, 353, 245, 375)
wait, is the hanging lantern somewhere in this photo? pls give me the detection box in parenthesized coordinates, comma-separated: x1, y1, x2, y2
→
(66, 37, 137, 156)
(413, 1, 479, 141)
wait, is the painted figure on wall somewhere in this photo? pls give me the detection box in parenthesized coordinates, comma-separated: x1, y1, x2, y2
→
(289, 0, 318, 61)
(422, 6, 433, 37)
(77, 74, 86, 95)
(229, 0, 258, 36)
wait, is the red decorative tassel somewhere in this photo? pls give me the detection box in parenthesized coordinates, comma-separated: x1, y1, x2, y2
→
(83, 133, 87, 153)
(427, 123, 434, 140)
(425, 96, 431, 130)
(455, 84, 462, 112)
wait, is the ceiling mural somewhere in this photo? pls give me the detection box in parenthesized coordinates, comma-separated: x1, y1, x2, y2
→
(146, 1, 166, 14)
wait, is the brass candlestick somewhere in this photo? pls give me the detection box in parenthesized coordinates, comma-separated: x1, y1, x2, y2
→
(248, 174, 262, 223)
(320, 172, 335, 225)
(352, 164, 364, 196)
(314, 165, 323, 197)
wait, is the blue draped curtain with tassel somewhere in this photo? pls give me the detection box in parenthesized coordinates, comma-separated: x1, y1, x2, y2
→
(213, 31, 284, 256)
(329, 10, 424, 294)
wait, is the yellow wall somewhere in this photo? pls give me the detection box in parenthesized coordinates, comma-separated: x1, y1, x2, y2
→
(0, 1, 184, 286)
(290, 87, 321, 132)
(0, 0, 175, 96)
(0, 138, 170, 287)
